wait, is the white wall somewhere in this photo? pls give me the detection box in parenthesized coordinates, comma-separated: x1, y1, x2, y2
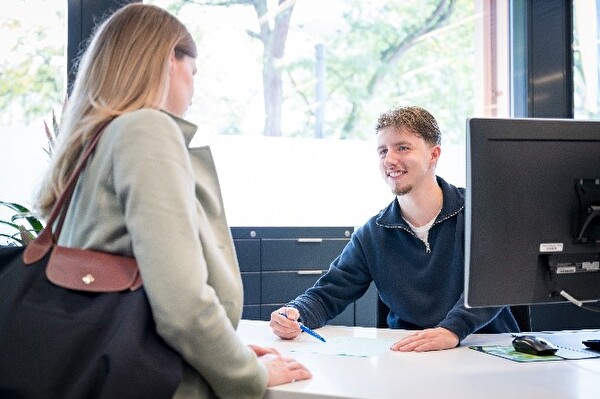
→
(201, 135, 466, 227)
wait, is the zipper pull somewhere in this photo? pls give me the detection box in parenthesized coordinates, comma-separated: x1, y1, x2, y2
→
(424, 241, 431, 253)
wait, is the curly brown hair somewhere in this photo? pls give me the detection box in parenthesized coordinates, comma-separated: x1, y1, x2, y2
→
(375, 106, 441, 147)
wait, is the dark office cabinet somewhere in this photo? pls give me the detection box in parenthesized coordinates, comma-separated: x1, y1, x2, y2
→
(232, 227, 379, 327)
(529, 303, 600, 331)
(235, 238, 261, 320)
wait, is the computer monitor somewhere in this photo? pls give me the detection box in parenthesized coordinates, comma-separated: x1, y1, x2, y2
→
(465, 117, 600, 308)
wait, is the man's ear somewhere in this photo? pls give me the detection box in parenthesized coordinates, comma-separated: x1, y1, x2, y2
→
(430, 145, 441, 167)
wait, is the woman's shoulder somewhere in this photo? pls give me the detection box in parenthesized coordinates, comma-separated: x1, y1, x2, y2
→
(106, 109, 182, 142)
(113, 108, 177, 129)
(100, 109, 187, 158)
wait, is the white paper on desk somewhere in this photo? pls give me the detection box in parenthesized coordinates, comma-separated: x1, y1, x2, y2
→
(536, 332, 600, 360)
(289, 336, 396, 357)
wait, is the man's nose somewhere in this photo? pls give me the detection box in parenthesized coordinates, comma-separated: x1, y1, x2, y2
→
(383, 151, 397, 166)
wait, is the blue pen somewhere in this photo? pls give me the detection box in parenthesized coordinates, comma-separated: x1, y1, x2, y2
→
(279, 312, 326, 342)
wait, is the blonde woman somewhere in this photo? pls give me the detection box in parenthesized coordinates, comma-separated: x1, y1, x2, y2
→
(34, 3, 311, 398)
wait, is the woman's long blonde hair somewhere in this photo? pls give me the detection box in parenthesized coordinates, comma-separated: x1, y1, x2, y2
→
(34, 3, 197, 218)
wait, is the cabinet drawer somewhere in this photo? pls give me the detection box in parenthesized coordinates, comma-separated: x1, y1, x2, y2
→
(233, 239, 260, 272)
(261, 271, 325, 303)
(241, 272, 260, 305)
(242, 305, 261, 320)
(261, 238, 348, 271)
(328, 304, 354, 326)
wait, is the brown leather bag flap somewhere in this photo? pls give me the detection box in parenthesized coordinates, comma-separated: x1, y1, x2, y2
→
(46, 246, 142, 292)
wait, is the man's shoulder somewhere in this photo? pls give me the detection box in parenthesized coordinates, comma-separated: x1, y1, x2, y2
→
(438, 176, 465, 201)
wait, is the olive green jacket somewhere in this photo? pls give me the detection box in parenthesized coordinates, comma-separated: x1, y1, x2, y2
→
(59, 109, 267, 398)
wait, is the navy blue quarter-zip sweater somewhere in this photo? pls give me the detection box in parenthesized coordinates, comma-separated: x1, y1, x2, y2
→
(289, 176, 518, 342)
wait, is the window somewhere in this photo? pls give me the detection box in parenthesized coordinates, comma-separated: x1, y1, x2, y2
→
(0, 0, 511, 240)
(146, 0, 510, 226)
(573, 0, 600, 119)
(0, 0, 65, 244)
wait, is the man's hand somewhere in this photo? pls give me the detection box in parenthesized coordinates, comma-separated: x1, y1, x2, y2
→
(269, 307, 302, 340)
(390, 327, 459, 352)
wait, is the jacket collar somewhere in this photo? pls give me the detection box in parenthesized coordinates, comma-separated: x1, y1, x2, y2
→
(376, 176, 464, 229)
(160, 110, 198, 147)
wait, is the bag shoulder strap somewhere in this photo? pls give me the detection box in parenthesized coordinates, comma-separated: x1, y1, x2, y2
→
(24, 119, 113, 264)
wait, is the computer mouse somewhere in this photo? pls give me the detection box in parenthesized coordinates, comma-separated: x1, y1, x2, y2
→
(512, 335, 558, 356)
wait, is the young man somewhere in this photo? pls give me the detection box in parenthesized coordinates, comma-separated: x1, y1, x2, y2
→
(269, 106, 518, 351)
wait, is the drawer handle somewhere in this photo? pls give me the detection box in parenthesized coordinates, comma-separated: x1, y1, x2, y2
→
(297, 238, 323, 243)
(297, 270, 324, 275)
